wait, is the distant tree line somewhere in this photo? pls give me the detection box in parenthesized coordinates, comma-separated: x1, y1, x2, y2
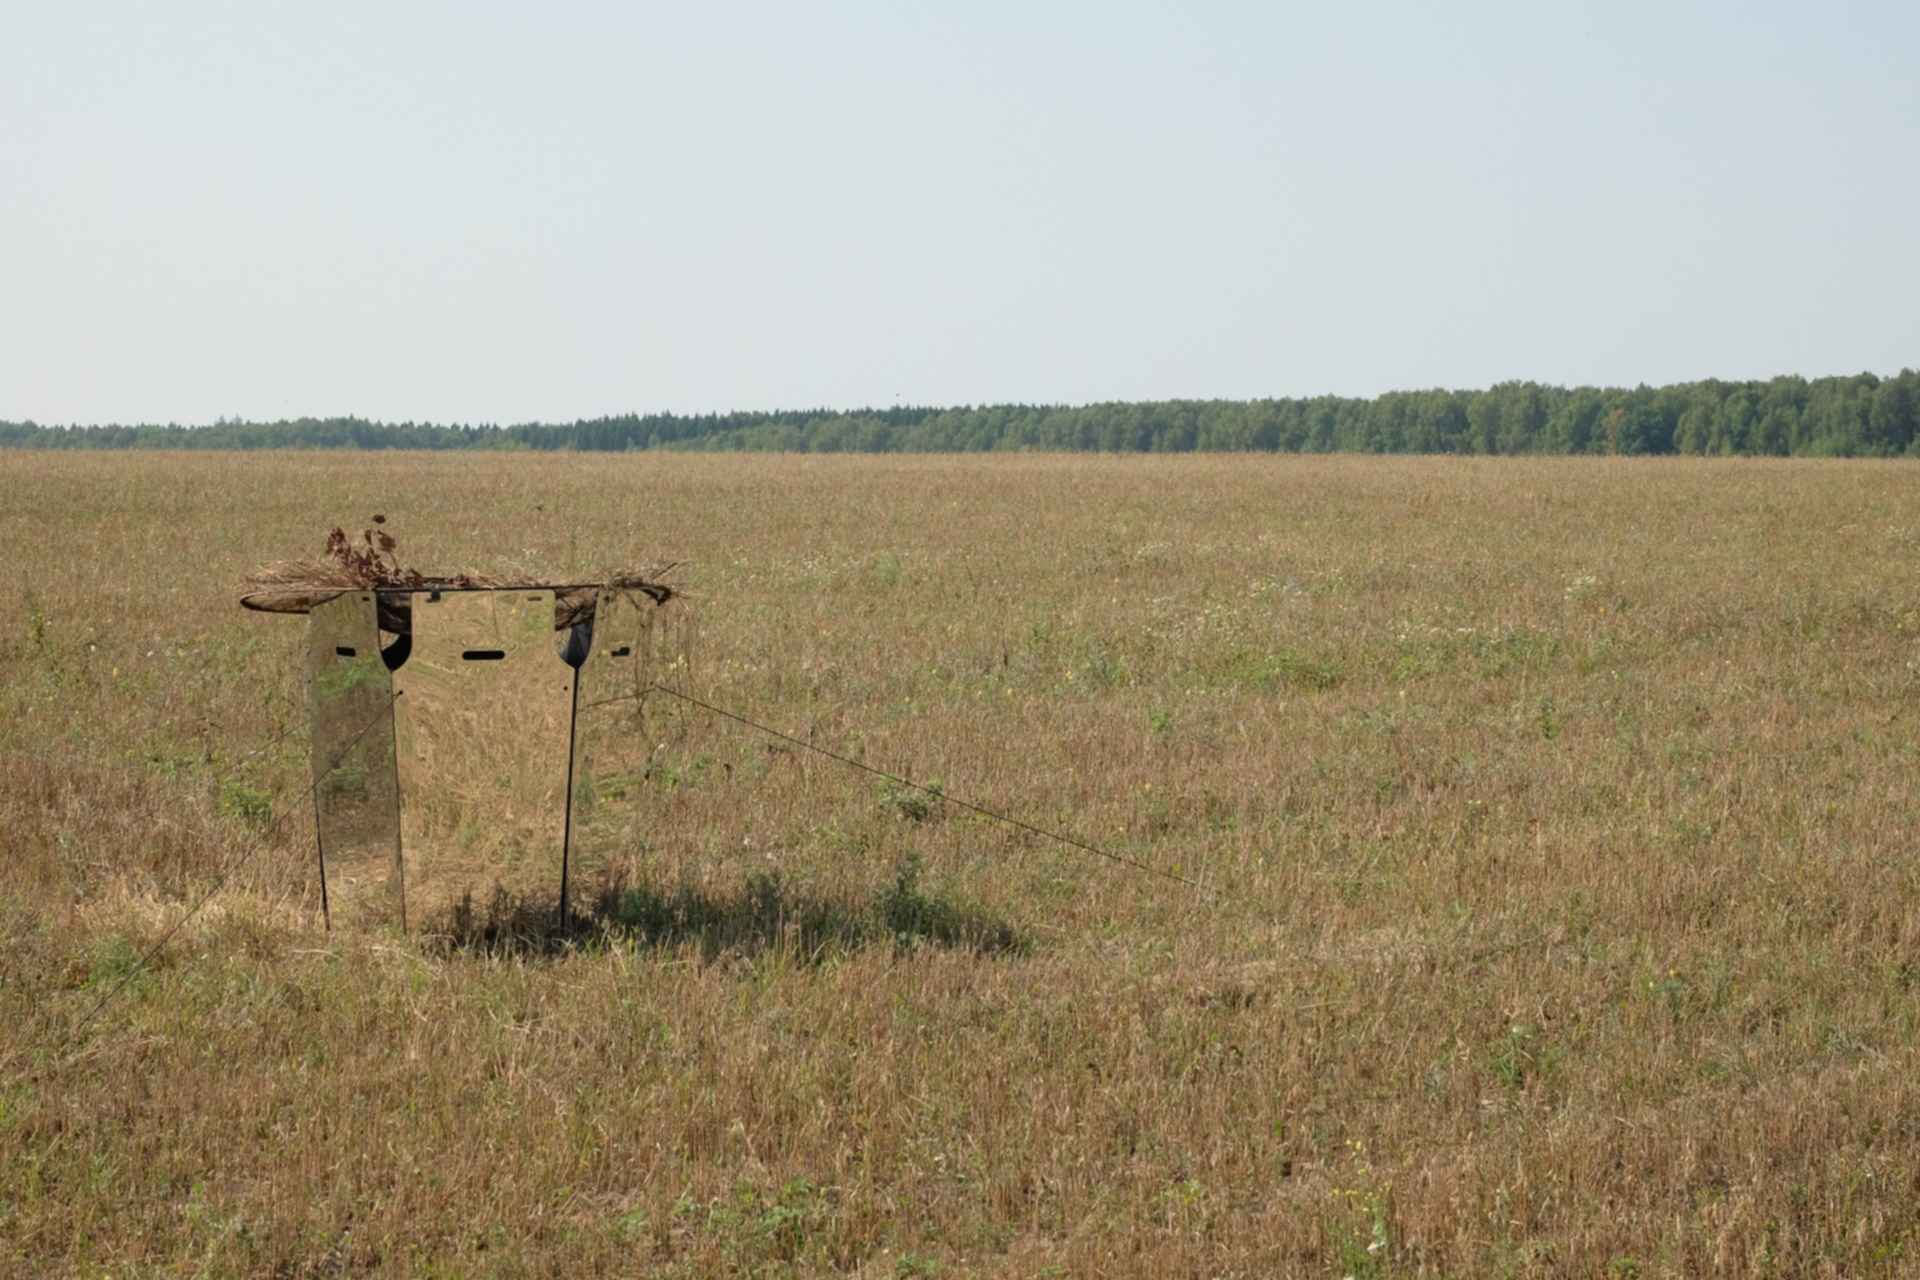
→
(5, 370, 1917, 456)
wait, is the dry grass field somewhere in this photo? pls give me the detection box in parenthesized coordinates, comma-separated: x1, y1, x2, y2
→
(4, 451, 1920, 1278)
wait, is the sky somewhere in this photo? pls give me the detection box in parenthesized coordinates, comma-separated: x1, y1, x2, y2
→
(4, 0, 1917, 425)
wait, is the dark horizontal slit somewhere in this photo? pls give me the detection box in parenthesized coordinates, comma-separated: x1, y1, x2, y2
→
(610, 646, 632, 658)
(462, 649, 507, 662)
(335, 646, 357, 657)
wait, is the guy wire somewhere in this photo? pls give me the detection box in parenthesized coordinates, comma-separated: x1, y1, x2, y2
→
(643, 683, 1209, 895)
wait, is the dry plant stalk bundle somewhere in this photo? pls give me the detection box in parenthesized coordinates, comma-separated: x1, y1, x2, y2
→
(239, 519, 678, 632)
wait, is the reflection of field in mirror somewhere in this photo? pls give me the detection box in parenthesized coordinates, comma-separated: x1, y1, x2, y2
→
(305, 591, 401, 928)
(389, 590, 572, 929)
(9, 451, 1920, 1277)
(566, 586, 698, 914)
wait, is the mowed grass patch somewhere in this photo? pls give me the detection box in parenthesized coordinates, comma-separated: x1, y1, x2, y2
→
(2, 452, 1919, 1276)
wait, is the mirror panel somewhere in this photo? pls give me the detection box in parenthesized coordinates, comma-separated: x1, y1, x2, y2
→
(633, 589, 698, 764)
(564, 587, 656, 912)
(306, 592, 403, 929)
(392, 590, 574, 930)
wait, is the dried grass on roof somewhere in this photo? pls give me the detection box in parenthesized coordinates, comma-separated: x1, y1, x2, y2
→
(240, 523, 679, 631)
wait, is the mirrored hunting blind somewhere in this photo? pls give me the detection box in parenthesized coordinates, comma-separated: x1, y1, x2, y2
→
(246, 527, 686, 932)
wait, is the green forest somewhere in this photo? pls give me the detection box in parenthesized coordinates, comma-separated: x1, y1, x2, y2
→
(5, 369, 1917, 456)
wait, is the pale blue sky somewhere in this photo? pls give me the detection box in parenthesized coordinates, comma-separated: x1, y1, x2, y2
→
(4, 1, 1916, 425)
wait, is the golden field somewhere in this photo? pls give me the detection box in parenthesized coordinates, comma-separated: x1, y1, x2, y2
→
(3, 451, 1919, 1278)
